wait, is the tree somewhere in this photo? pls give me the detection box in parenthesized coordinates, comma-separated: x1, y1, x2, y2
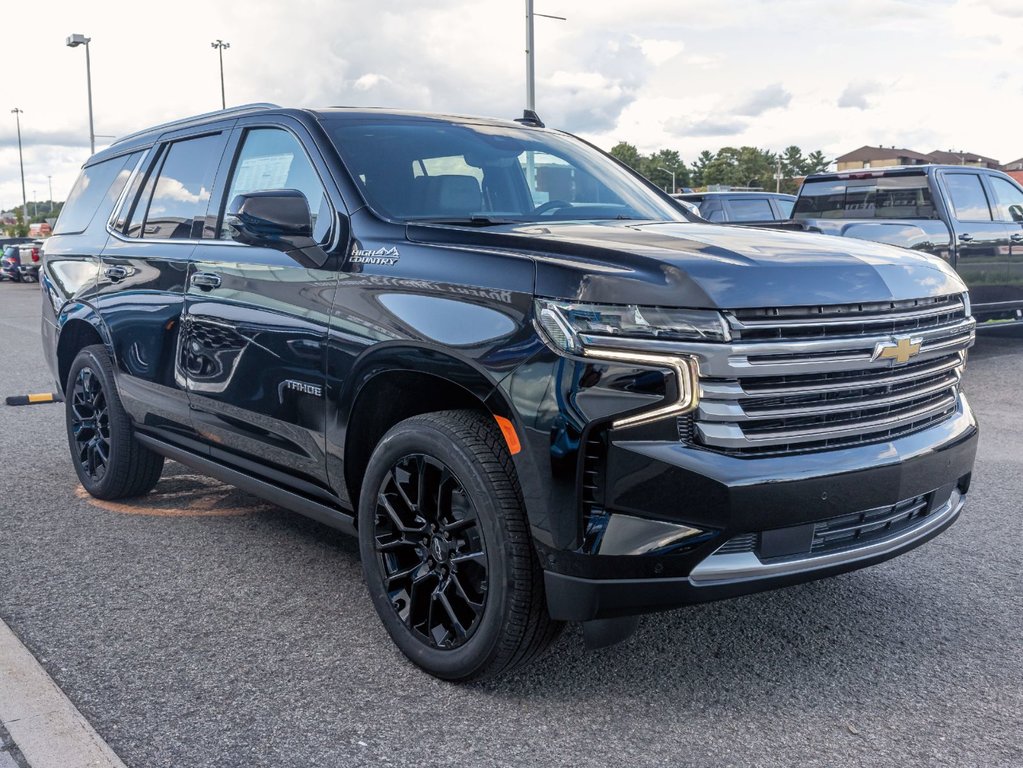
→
(805, 150, 831, 174)
(643, 148, 691, 191)
(609, 142, 643, 171)
(690, 150, 715, 187)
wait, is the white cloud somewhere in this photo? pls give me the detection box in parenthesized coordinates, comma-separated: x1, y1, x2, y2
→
(731, 84, 792, 117)
(838, 80, 883, 110)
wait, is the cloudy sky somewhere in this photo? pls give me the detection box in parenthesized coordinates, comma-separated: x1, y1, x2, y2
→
(2, 0, 1021, 210)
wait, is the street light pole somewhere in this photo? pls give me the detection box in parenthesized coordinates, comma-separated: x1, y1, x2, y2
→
(47, 176, 53, 213)
(657, 166, 676, 194)
(524, 2, 566, 113)
(66, 34, 95, 154)
(11, 109, 27, 226)
(211, 40, 230, 109)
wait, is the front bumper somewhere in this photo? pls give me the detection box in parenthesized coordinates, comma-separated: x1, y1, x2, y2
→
(542, 395, 978, 621)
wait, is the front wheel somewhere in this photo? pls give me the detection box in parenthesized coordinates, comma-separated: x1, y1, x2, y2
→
(65, 345, 164, 499)
(358, 410, 561, 681)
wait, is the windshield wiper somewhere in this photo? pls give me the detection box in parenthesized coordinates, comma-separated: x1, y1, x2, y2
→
(408, 216, 519, 227)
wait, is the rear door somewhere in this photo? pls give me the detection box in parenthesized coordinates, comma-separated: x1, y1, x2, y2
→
(985, 173, 1023, 314)
(183, 118, 344, 497)
(938, 170, 1012, 310)
(98, 127, 231, 450)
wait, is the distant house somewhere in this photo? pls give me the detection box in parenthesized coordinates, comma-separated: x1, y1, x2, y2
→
(1001, 158, 1023, 185)
(835, 145, 935, 171)
(926, 150, 1001, 169)
(28, 222, 52, 238)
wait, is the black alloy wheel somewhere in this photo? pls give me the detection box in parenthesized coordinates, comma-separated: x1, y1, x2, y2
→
(64, 345, 164, 500)
(69, 366, 112, 483)
(373, 453, 488, 649)
(359, 410, 561, 681)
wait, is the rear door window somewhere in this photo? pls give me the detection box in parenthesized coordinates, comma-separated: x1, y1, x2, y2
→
(132, 133, 225, 239)
(988, 177, 1023, 223)
(54, 152, 142, 235)
(725, 197, 775, 222)
(943, 173, 992, 222)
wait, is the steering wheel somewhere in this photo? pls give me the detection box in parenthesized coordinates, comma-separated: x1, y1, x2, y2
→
(533, 200, 573, 216)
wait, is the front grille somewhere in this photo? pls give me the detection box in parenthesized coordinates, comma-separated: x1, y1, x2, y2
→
(693, 294, 974, 456)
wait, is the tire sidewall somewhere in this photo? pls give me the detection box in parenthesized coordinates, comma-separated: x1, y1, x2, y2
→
(358, 418, 515, 680)
(65, 346, 127, 498)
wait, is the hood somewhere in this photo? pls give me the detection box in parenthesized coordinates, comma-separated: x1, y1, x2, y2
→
(406, 220, 965, 309)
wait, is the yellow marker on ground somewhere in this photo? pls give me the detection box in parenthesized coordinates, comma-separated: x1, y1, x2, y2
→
(5, 393, 61, 406)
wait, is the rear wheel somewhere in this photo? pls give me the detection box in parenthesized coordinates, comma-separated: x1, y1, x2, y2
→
(65, 345, 164, 499)
(359, 410, 561, 681)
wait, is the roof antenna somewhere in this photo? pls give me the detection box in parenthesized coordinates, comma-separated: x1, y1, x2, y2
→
(515, 109, 545, 128)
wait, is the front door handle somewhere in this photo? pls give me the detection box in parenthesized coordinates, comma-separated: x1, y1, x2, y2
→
(1011, 233, 1023, 243)
(104, 265, 129, 281)
(958, 233, 974, 243)
(190, 272, 221, 290)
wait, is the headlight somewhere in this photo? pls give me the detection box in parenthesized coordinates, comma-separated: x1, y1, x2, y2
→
(536, 299, 729, 354)
(535, 299, 716, 428)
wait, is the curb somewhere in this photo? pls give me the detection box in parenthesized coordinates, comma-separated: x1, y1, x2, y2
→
(0, 619, 127, 768)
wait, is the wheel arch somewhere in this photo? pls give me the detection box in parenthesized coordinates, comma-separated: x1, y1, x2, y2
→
(55, 303, 113, 394)
(338, 344, 527, 515)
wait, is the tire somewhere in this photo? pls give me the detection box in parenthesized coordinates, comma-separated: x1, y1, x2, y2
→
(358, 410, 561, 681)
(65, 345, 164, 500)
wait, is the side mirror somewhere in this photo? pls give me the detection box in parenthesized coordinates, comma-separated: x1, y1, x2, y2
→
(1009, 204, 1023, 224)
(225, 189, 314, 251)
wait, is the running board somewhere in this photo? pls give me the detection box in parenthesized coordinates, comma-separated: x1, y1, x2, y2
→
(135, 434, 357, 535)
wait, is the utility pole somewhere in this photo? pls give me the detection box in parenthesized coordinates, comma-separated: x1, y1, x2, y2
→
(11, 109, 27, 226)
(775, 157, 782, 193)
(47, 176, 53, 212)
(211, 40, 230, 109)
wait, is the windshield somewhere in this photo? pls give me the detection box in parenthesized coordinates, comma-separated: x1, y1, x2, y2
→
(323, 118, 685, 225)
(794, 175, 936, 220)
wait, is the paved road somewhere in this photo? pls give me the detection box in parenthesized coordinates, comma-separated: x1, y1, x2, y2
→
(1, 282, 1021, 768)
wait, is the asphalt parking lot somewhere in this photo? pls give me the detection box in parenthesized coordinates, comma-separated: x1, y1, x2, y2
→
(1, 282, 1021, 768)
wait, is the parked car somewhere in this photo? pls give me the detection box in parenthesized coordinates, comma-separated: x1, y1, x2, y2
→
(789, 165, 1023, 325)
(0, 240, 44, 282)
(0, 237, 33, 281)
(43, 104, 978, 680)
(675, 191, 796, 224)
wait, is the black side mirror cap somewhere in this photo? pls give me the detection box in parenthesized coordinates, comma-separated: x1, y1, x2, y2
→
(225, 189, 313, 250)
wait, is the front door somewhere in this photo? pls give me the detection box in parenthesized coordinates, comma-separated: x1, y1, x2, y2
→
(183, 122, 344, 497)
(985, 173, 1023, 315)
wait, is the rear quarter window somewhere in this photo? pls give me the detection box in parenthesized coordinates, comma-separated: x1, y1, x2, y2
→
(53, 152, 142, 235)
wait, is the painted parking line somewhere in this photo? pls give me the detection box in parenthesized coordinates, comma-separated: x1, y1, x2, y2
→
(0, 619, 126, 768)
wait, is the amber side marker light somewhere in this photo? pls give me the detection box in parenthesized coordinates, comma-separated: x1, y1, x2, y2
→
(5, 393, 62, 406)
(494, 415, 522, 455)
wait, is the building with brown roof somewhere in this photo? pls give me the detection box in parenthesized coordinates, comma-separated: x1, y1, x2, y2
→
(835, 145, 935, 171)
(926, 150, 1001, 169)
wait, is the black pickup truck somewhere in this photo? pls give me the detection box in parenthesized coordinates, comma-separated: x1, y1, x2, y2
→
(790, 165, 1023, 324)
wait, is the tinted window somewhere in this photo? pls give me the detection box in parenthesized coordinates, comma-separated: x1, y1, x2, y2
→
(775, 197, 795, 218)
(220, 128, 331, 242)
(726, 198, 775, 222)
(325, 120, 684, 223)
(54, 153, 141, 235)
(989, 176, 1023, 223)
(944, 174, 992, 222)
(140, 134, 223, 239)
(794, 175, 936, 220)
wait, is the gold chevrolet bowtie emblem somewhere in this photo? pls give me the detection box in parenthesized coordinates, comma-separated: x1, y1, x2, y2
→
(872, 336, 923, 365)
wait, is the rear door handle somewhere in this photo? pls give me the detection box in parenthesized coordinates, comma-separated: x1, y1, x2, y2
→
(1011, 233, 1023, 242)
(104, 265, 129, 281)
(957, 233, 974, 243)
(190, 272, 221, 290)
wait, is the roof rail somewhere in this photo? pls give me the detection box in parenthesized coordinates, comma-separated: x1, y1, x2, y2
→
(110, 102, 281, 147)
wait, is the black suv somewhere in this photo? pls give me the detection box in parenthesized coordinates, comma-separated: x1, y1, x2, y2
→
(43, 104, 978, 680)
